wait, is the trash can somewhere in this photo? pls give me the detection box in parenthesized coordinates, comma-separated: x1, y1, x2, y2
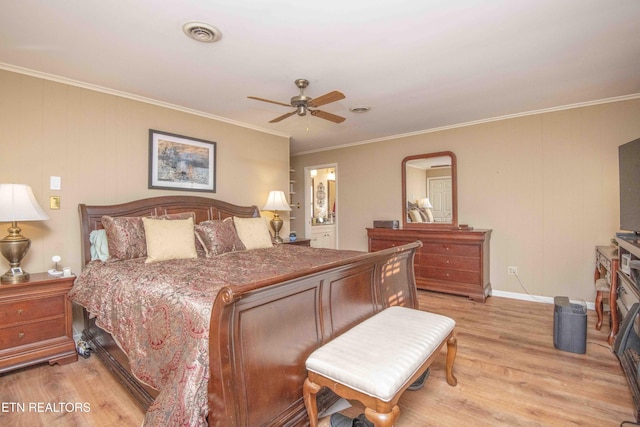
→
(553, 296, 587, 354)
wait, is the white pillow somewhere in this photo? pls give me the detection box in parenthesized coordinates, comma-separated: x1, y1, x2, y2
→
(424, 208, 435, 223)
(142, 217, 197, 263)
(408, 209, 423, 223)
(233, 216, 273, 250)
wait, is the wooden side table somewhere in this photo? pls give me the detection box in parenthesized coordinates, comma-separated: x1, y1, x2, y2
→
(282, 238, 311, 247)
(594, 245, 618, 345)
(0, 273, 77, 373)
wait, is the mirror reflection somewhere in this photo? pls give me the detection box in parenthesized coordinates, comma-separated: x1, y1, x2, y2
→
(310, 168, 336, 225)
(402, 152, 457, 228)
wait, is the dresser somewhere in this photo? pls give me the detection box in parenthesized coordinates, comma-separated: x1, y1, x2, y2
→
(614, 235, 640, 422)
(0, 273, 77, 373)
(367, 228, 491, 302)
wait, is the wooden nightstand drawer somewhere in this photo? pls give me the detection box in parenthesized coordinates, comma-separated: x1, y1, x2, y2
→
(0, 295, 65, 326)
(0, 317, 66, 349)
(0, 273, 77, 373)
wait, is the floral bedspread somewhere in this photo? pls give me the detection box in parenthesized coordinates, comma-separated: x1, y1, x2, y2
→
(69, 244, 362, 427)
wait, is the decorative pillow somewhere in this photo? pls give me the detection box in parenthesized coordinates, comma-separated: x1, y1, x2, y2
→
(408, 209, 424, 223)
(102, 216, 147, 261)
(232, 216, 273, 250)
(142, 217, 197, 263)
(102, 212, 196, 261)
(423, 208, 435, 223)
(89, 229, 109, 262)
(194, 220, 246, 257)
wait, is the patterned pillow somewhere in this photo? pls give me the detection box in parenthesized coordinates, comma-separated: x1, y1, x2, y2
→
(102, 212, 196, 261)
(194, 219, 246, 257)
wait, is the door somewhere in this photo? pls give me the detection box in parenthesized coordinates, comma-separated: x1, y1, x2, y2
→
(428, 177, 452, 222)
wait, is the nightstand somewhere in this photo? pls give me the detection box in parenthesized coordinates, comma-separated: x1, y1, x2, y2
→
(282, 238, 311, 247)
(0, 273, 77, 373)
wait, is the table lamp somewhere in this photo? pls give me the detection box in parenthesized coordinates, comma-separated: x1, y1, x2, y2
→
(418, 198, 433, 209)
(0, 184, 50, 283)
(262, 190, 291, 243)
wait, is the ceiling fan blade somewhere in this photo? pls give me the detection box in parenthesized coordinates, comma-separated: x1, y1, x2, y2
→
(247, 96, 291, 107)
(310, 109, 346, 123)
(269, 111, 297, 123)
(308, 91, 345, 108)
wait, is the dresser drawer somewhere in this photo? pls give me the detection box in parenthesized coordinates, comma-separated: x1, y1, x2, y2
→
(0, 295, 65, 326)
(418, 253, 480, 271)
(0, 317, 66, 349)
(421, 242, 480, 258)
(418, 266, 481, 285)
(370, 239, 406, 252)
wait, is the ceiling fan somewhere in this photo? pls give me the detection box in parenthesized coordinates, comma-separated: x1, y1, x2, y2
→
(248, 79, 346, 124)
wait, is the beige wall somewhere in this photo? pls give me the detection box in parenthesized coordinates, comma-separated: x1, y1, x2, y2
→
(291, 98, 640, 302)
(0, 69, 290, 276)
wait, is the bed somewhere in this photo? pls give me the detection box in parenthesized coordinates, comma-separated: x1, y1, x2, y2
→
(72, 195, 420, 426)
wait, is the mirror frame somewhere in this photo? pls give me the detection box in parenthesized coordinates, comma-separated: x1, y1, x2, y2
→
(402, 151, 458, 229)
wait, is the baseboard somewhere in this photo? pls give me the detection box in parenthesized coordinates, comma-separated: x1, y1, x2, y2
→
(491, 290, 596, 311)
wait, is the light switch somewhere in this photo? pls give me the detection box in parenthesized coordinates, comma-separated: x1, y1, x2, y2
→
(50, 176, 61, 190)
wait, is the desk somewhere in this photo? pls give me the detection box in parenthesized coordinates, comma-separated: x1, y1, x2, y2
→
(594, 245, 618, 345)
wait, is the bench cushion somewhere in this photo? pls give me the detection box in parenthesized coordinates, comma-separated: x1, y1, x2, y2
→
(305, 306, 455, 402)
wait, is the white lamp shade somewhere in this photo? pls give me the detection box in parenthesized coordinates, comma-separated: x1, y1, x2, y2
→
(418, 197, 433, 209)
(263, 190, 291, 212)
(0, 184, 50, 222)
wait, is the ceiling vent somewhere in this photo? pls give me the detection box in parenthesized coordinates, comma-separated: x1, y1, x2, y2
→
(349, 106, 371, 113)
(182, 22, 222, 43)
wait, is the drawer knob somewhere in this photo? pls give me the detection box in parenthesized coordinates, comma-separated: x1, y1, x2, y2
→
(17, 309, 23, 315)
(446, 259, 450, 264)
(18, 332, 24, 339)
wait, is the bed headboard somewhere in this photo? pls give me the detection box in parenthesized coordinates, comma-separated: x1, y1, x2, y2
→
(78, 195, 260, 267)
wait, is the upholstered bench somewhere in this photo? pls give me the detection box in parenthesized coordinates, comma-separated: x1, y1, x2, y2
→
(303, 306, 457, 427)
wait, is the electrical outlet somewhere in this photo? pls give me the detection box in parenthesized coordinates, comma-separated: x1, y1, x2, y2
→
(507, 266, 518, 275)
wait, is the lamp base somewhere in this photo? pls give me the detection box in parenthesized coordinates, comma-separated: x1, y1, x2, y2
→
(1, 269, 29, 284)
(270, 214, 284, 244)
(0, 224, 32, 284)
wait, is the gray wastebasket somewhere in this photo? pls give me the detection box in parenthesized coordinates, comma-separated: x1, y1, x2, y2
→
(553, 296, 587, 354)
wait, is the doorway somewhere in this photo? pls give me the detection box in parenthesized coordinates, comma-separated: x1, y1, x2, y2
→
(304, 164, 338, 249)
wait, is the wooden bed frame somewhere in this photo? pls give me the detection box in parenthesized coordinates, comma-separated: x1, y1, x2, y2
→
(78, 195, 420, 426)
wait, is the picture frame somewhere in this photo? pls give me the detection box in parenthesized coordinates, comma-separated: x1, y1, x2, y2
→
(148, 129, 216, 192)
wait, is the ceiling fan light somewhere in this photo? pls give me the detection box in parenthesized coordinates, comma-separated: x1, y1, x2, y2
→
(297, 105, 307, 116)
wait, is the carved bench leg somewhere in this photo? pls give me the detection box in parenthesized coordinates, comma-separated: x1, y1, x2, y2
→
(303, 377, 321, 427)
(364, 405, 400, 427)
(446, 335, 458, 386)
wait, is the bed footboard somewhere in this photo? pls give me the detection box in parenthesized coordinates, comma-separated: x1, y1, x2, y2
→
(208, 241, 420, 426)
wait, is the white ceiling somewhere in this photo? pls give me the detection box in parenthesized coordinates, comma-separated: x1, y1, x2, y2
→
(1, 0, 639, 155)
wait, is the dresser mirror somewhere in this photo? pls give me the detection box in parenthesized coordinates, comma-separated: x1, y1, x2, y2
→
(402, 151, 458, 229)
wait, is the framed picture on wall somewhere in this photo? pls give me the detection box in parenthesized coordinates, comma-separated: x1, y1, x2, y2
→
(148, 129, 216, 192)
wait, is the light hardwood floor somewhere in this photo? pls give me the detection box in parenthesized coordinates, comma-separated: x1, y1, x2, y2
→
(0, 291, 635, 426)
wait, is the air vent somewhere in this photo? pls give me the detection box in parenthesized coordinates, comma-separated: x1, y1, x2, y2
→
(182, 22, 222, 43)
(349, 106, 371, 113)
